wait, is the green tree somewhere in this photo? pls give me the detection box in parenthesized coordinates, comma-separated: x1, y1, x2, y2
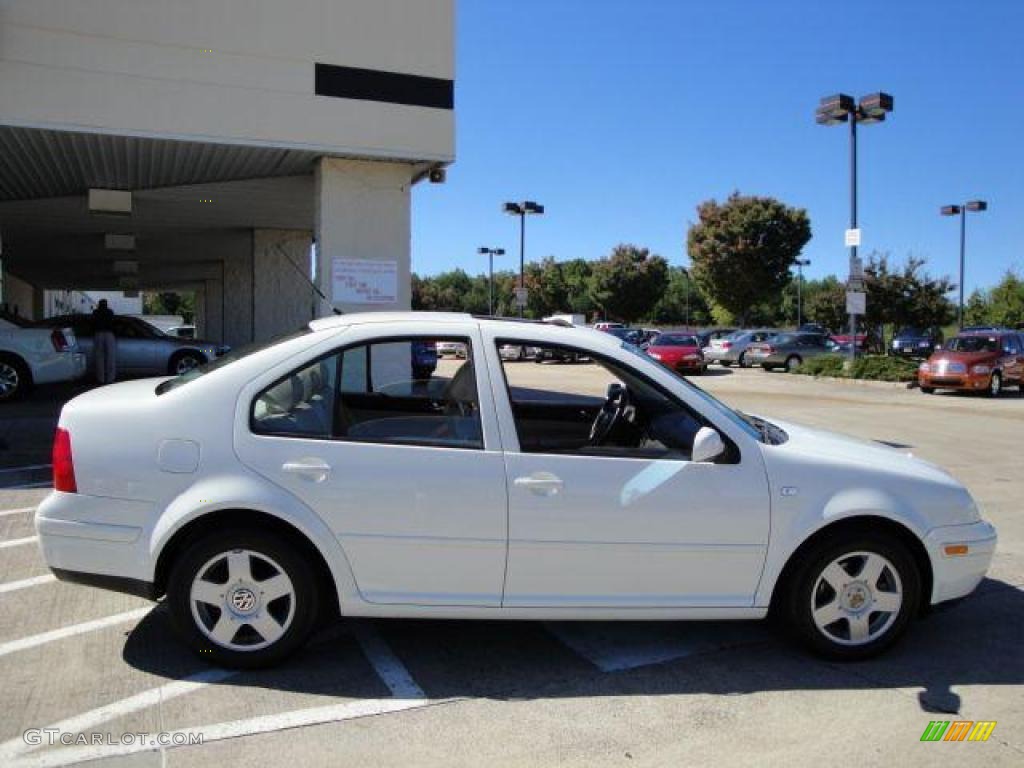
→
(963, 288, 991, 326)
(646, 266, 710, 326)
(687, 193, 812, 325)
(805, 276, 847, 333)
(862, 253, 955, 336)
(986, 271, 1024, 327)
(588, 245, 669, 323)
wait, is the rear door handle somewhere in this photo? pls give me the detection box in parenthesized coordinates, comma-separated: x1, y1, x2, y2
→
(513, 472, 564, 496)
(282, 458, 332, 483)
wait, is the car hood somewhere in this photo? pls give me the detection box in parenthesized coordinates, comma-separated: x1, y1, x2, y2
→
(927, 350, 996, 364)
(764, 417, 960, 486)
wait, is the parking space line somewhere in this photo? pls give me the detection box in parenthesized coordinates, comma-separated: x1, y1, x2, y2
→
(6, 697, 447, 768)
(0, 536, 38, 550)
(351, 621, 426, 698)
(0, 507, 36, 518)
(545, 622, 701, 672)
(0, 668, 238, 767)
(0, 607, 151, 659)
(0, 464, 51, 474)
(0, 574, 56, 594)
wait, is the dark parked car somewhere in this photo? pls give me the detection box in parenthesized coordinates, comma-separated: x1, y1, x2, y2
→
(32, 314, 226, 377)
(891, 326, 943, 358)
(746, 332, 838, 371)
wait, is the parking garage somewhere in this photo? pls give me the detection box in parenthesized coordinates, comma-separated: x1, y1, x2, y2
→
(0, 0, 454, 347)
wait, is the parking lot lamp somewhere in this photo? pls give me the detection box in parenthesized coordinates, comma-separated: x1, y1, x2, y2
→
(477, 247, 506, 315)
(941, 200, 987, 330)
(503, 201, 544, 317)
(816, 92, 893, 362)
(794, 259, 810, 327)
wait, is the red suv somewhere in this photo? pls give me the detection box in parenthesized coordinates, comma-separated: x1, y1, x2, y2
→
(918, 330, 1024, 396)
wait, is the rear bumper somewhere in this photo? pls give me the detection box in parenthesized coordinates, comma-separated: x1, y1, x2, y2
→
(32, 351, 87, 385)
(924, 521, 997, 604)
(35, 491, 155, 586)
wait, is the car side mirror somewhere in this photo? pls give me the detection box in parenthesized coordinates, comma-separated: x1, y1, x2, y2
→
(692, 426, 726, 463)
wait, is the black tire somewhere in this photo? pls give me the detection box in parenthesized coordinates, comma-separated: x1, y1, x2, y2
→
(0, 353, 32, 402)
(720, 361, 732, 368)
(762, 364, 774, 371)
(920, 386, 935, 394)
(986, 372, 1002, 398)
(784, 532, 920, 661)
(168, 351, 205, 376)
(785, 355, 803, 373)
(167, 529, 320, 668)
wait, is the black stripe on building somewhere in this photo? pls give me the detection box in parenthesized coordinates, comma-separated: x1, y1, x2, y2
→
(315, 63, 453, 110)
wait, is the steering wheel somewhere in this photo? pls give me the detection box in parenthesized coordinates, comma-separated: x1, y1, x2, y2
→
(589, 383, 629, 445)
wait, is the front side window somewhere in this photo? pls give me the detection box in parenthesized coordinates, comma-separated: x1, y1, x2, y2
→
(252, 337, 483, 449)
(497, 341, 726, 460)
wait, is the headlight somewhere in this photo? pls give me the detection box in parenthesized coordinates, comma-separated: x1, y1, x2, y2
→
(918, 340, 930, 347)
(971, 364, 991, 375)
(648, 351, 662, 359)
(919, 362, 930, 372)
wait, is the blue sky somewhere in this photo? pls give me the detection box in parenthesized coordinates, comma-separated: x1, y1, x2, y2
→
(411, 0, 1023, 295)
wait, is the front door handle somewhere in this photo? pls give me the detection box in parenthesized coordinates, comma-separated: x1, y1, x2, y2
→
(282, 458, 331, 483)
(514, 472, 564, 496)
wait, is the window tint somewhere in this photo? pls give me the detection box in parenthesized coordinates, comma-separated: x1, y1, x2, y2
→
(252, 356, 337, 438)
(1003, 335, 1020, 355)
(497, 341, 717, 460)
(253, 337, 483, 449)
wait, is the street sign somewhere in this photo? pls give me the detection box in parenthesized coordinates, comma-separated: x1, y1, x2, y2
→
(514, 286, 529, 307)
(846, 290, 866, 315)
(845, 228, 861, 247)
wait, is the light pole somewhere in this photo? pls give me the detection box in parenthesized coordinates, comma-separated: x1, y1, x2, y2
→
(794, 258, 810, 327)
(816, 92, 893, 362)
(503, 200, 544, 317)
(680, 266, 692, 328)
(476, 246, 505, 316)
(940, 200, 987, 329)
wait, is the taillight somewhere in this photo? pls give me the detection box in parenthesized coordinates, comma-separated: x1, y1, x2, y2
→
(53, 428, 77, 493)
(50, 329, 68, 353)
(721, 341, 732, 349)
(766, 346, 776, 354)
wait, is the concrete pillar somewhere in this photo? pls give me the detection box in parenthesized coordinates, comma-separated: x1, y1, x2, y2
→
(314, 157, 413, 314)
(252, 229, 315, 342)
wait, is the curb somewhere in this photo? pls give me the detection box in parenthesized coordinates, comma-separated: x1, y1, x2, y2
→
(794, 374, 917, 390)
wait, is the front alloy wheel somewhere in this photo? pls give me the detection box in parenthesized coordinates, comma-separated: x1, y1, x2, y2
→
(987, 372, 1002, 398)
(0, 359, 24, 401)
(172, 353, 204, 375)
(787, 534, 920, 660)
(168, 531, 319, 667)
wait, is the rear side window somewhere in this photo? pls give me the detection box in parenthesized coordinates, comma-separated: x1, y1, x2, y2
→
(251, 337, 483, 449)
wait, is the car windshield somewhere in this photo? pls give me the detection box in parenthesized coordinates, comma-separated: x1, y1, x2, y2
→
(946, 335, 1000, 353)
(652, 333, 698, 347)
(155, 327, 311, 394)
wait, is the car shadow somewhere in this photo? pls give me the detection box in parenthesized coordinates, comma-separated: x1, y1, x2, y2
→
(122, 577, 1023, 714)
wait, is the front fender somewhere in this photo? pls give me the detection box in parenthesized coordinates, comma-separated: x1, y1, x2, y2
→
(754, 485, 928, 607)
(150, 472, 360, 607)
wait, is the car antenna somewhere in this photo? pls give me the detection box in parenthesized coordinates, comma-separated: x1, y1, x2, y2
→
(275, 244, 343, 315)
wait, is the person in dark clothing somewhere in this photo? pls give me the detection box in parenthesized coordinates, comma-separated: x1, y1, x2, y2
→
(92, 299, 117, 384)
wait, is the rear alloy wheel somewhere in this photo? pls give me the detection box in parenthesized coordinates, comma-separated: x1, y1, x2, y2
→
(787, 534, 919, 660)
(987, 372, 1002, 398)
(168, 530, 319, 668)
(170, 352, 204, 376)
(0, 355, 31, 402)
(785, 355, 803, 373)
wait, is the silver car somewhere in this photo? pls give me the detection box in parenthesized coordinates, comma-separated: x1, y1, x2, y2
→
(708, 329, 780, 367)
(33, 314, 226, 377)
(745, 332, 838, 372)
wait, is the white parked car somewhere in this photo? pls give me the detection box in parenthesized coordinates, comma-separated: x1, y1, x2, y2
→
(435, 340, 466, 358)
(36, 313, 996, 667)
(0, 324, 86, 401)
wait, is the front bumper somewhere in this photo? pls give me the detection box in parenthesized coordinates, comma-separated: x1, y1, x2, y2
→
(924, 520, 997, 604)
(918, 371, 990, 391)
(35, 491, 155, 588)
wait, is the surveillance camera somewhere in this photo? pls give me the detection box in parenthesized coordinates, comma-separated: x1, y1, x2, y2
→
(428, 168, 446, 184)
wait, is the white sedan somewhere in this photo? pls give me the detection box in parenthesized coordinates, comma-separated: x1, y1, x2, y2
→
(0, 324, 86, 401)
(36, 313, 996, 667)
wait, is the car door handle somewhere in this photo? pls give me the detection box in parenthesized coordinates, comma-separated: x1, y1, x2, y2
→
(514, 472, 564, 495)
(282, 458, 331, 482)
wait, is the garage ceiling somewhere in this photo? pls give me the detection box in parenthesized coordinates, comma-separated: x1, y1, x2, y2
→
(0, 125, 323, 201)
